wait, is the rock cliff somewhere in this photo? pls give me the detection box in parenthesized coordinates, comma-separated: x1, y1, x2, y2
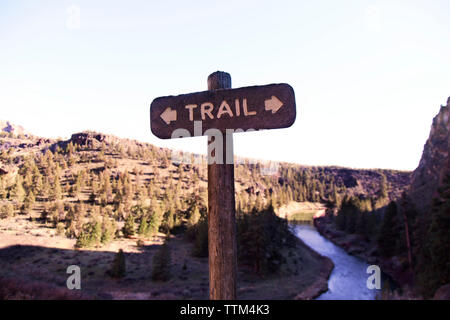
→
(409, 98, 449, 215)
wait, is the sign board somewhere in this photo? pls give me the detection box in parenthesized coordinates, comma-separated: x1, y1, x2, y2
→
(150, 83, 296, 139)
(149, 72, 297, 300)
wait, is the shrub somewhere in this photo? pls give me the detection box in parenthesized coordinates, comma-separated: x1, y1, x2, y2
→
(56, 222, 66, 236)
(136, 239, 145, 247)
(0, 203, 14, 219)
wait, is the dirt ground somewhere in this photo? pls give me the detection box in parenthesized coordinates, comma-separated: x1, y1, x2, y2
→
(0, 212, 332, 300)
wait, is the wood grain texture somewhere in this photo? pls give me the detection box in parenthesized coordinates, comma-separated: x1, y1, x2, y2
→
(207, 71, 237, 300)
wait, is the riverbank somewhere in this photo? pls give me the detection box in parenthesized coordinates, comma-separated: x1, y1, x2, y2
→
(314, 217, 378, 264)
(313, 216, 413, 293)
(293, 235, 334, 300)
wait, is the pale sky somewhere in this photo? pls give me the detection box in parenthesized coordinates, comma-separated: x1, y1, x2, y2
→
(1, 0, 449, 171)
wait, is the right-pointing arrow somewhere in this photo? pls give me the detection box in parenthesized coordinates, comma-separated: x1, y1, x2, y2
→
(160, 107, 177, 125)
(264, 96, 284, 114)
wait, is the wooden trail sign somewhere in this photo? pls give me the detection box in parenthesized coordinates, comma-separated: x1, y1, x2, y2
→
(150, 83, 296, 139)
(149, 72, 297, 300)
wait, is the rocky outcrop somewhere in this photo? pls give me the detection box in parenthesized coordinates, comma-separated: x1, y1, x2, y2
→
(0, 120, 29, 137)
(409, 99, 449, 215)
(70, 132, 108, 149)
(321, 167, 410, 200)
(52, 131, 119, 152)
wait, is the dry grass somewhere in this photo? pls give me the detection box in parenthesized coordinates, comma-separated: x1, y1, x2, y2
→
(0, 277, 87, 299)
(0, 212, 331, 300)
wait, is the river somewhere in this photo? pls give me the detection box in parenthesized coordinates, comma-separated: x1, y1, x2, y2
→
(292, 223, 384, 300)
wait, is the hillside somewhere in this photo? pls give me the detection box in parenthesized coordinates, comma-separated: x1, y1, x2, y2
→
(0, 121, 417, 299)
(0, 129, 411, 211)
(0, 124, 411, 299)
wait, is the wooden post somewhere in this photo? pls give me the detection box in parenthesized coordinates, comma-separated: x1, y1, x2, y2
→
(207, 71, 237, 300)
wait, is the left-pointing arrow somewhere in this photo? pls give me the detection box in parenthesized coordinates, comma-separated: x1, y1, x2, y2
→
(160, 107, 177, 125)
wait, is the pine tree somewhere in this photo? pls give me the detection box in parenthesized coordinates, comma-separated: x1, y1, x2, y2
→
(138, 216, 149, 237)
(23, 190, 35, 215)
(236, 205, 293, 275)
(51, 176, 62, 201)
(23, 172, 33, 194)
(335, 198, 348, 230)
(419, 174, 450, 296)
(0, 177, 6, 199)
(188, 204, 201, 227)
(254, 194, 263, 211)
(101, 217, 115, 244)
(41, 176, 50, 199)
(149, 205, 163, 235)
(355, 211, 368, 236)
(75, 223, 94, 248)
(11, 176, 26, 203)
(379, 173, 388, 199)
(34, 173, 43, 196)
(51, 201, 65, 225)
(122, 214, 135, 238)
(192, 215, 209, 258)
(163, 206, 175, 231)
(377, 201, 399, 258)
(151, 235, 171, 281)
(108, 249, 126, 278)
